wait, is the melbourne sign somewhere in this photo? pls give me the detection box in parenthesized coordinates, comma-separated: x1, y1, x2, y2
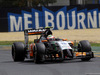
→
(8, 6, 100, 32)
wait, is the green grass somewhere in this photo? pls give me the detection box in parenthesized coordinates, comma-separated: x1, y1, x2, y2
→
(0, 41, 24, 45)
(0, 41, 34, 45)
(90, 43, 100, 47)
(0, 41, 100, 47)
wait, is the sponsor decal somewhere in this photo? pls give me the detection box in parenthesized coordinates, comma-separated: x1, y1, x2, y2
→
(28, 29, 45, 33)
(58, 41, 72, 50)
(8, 6, 100, 32)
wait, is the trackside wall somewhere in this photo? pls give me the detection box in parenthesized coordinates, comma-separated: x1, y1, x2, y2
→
(0, 5, 100, 32)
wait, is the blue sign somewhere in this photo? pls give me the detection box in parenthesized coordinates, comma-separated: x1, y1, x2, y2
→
(8, 6, 100, 32)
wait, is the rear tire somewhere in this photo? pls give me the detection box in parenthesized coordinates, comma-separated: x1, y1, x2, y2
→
(12, 42, 25, 62)
(34, 43, 45, 64)
(78, 40, 92, 61)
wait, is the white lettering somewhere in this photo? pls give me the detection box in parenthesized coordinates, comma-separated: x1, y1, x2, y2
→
(10, 15, 22, 31)
(35, 12, 40, 29)
(88, 11, 97, 28)
(77, 12, 86, 29)
(45, 11, 54, 29)
(67, 11, 76, 29)
(56, 11, 65, 30)
(24, 13, 32, 29)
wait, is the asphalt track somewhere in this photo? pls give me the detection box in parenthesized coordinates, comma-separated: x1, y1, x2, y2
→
(0, 46, 100, 75)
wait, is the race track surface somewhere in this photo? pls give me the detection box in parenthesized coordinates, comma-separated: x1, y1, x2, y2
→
(0, 49, 100, 75)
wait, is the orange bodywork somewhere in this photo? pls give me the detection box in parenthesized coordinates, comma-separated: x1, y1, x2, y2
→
(29, 44, 34, 57)
(56, 54, 59, 57)
(75, 52, 86, 56)
(28, 32, 42, 35)
(62, 39, 67, 41)
(71, 41, 74, 45)
(42, 40, 48, 42)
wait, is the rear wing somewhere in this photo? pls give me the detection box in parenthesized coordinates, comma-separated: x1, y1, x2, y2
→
(24, 27, 53, 36)
(24, 29, 46, 35)
(24, 27, 53, 50)
(24, 29, 46, 50)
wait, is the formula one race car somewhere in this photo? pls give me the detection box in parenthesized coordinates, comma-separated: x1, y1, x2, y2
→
(12, 27, 94, 63)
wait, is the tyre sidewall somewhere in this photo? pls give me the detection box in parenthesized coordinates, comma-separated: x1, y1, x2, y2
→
(12, 42, 25, 61)
(78, 40, 91, 52)
(34, 43, 45, 63)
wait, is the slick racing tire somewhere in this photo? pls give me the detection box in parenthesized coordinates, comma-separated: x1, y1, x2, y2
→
(78, 40, 91, 52)
(12, 42, 25, 62)
(78, 40, 92, 61)
(34, 43, 45, 64)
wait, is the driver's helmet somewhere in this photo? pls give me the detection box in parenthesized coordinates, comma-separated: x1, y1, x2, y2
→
(47, 35, 55, 41)
(44, 29, 52, 38)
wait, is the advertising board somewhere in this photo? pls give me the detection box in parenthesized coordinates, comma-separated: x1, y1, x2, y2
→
(0, 5, 100, 32)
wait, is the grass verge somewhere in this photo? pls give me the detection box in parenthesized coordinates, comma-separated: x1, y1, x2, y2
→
(0, 41, 24, 45)
(0, 41, 100, 47)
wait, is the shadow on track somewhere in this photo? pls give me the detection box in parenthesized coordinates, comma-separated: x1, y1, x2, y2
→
(17, 58, 95, 65)
(1, 58, 95, 65)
